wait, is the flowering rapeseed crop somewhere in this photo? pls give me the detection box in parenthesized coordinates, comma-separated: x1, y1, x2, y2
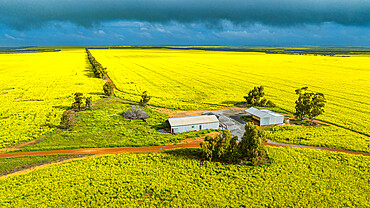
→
(90, 49, 370, 135)
(0, 48, 104, 148)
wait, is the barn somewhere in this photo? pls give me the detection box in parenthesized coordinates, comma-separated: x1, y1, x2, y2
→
(245, 107, 284, 126)
(168, 115, 219, 133)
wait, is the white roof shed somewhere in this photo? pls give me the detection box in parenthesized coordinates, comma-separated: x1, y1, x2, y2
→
(168, 115, 219, 133)
(245, 107, 284, 126)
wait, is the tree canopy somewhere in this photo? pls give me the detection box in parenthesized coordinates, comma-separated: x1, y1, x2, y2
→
(294, 87, 326, 125)
(139, 91, 151, 106)
(103, 82, 115, 97)
(244, 86, 275, 107)
(200, 123, 267, 166)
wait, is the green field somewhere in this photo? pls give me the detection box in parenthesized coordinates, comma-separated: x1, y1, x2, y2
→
(0, 147, 368, 207)
(19, 98, 214, 152)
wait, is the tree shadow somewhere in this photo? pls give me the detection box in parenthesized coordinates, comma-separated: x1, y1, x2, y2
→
(162, 147, 272, 166)
(87, 92, 105, 98)
(162, 148, 204, 160)
(52, 105, 71, 110)
(221, 101, 248, 108)
(84, 57, 100, 79)
(220, 100, 239, 105)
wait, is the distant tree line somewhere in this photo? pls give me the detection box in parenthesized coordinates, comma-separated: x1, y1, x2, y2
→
(86, 48, 107, 79)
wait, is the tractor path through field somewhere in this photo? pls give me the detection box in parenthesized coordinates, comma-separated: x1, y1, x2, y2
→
(280, 113, 370, 137)
(265, 140, 370, 156)
(1, 138, 369, 158)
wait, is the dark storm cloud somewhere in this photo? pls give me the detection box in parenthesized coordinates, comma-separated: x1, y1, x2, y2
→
(1, 0, 369, 30)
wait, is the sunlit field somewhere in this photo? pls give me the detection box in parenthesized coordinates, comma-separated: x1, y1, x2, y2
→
(0, 49, 104, 148)
(90, 49, 370, 135)
(1, 147, 368, 207)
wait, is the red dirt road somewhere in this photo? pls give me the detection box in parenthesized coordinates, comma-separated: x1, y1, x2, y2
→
(1, 139, 369, 158)
(0, 142, 202, 158)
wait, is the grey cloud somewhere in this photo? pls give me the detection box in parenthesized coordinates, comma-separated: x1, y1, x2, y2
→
(0, 0, 369, 30)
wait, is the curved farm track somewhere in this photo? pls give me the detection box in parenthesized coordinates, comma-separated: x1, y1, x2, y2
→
(1, 138, 369, 159)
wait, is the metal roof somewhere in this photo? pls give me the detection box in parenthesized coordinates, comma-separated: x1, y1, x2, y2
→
(260, 109, 284, 117)
(246, 107, 283, 118)
(168, 115, 219, 127)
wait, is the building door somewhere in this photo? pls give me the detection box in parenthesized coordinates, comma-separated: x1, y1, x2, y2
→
(199, 125, 202, 130)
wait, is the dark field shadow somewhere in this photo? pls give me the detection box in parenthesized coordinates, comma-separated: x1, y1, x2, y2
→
(52, 105, 71, 110)
(221, 100, 240, 105)
(88, 92, 105, 96)
(84, 57, 100, 79)
(162, 148, 204, 160)
(162, 147, 271, 166)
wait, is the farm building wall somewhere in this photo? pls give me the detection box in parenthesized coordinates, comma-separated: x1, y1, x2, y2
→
(259, 115, 284, 126)
(269, 115, 284, 125)
(171, 122, 219, 133)
(260, 117, 270, 126)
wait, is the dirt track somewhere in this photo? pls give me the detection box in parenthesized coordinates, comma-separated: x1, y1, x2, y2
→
(1, 138, 369, 158)
(0, 141, 203, 158)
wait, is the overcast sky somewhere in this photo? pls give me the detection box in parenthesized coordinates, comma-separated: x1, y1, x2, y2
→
(1, 0, 369, 46)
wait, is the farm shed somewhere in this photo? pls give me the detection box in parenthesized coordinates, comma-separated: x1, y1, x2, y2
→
(168, 115, 219, 133)
(245, 107, 284, 126)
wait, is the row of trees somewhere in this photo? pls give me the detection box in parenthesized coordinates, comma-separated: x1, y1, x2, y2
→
(86, 48, 108, 79)
(200, 123, 266, 166)
(86, 49, 152, 105)
(86, 49, 116, 97)
(244, 86, 275, 107)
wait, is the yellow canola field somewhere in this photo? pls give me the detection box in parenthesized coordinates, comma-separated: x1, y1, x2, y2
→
(0, 49, 104, 148)
(90, 49, 370, 135)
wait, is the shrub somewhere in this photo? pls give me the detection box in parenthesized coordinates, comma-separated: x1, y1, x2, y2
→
(123, 105, 149, 120)
(72, 92, 84, 111)
(85, 96, 92, 110)
(60, 110, 77, 129)
(103, 82, 115, 97)
(266, 100, 276, 107)
(139, 91, 151, 106)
